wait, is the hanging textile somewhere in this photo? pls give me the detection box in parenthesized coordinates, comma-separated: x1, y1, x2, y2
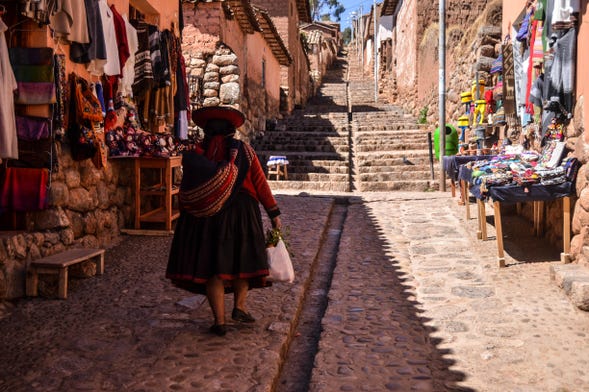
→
(89, 0, 119, 76)
(0, 17, 18, 159)
(71, 0, 106, 67)
(50, 0, 90, 44)
(131, 18, 153, 104)
(110, 4, 129, 75)
(550, 27, 577, 113)
(502, 36, 516, 118)
(121, 14, 138, 97)
(0, 167, 49, 211)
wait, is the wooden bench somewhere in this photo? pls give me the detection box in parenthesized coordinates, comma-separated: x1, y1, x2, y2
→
(26, 248, 105, 299)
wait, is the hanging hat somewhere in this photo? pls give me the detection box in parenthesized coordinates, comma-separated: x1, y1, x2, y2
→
(191, 106, 245, 129)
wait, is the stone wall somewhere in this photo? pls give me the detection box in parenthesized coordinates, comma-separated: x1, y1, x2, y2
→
(0, 146, 133, 299)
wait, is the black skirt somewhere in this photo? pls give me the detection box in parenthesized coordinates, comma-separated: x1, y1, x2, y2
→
(166, 192, 270, 295)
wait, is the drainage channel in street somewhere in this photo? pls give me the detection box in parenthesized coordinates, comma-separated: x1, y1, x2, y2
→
(273, 199, 349, 392)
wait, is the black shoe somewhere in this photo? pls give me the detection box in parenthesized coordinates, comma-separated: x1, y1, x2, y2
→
(209, 324, 227, 336)
(232, 308, 256, 323)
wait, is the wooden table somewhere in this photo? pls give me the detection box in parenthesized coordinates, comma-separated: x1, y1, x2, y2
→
(134, 156, 182, 232)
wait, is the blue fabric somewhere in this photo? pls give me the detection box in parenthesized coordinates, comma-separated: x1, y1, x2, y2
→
(443, 155, 494, 181)
(95, 82, 106, 116)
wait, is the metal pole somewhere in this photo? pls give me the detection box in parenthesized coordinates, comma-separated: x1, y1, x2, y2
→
(360, 5, 364, 74)
(438, 0, 446, 192)
(373, 0, 378, 103)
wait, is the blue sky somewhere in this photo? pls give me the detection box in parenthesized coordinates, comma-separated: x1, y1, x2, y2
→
(321, 0, 376, 31)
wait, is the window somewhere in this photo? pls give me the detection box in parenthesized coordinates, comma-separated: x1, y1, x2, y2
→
(261, 59, 266, 88)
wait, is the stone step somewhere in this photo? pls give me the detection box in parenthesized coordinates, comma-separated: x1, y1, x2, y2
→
(268, 127, 348, 134)
(258, 145, 349, 154)
(274, 172, 349, 182)
(268, 180, 350, 192)
(355, 149, 433, 160)
(357, 165, 435, 174)
(357, 179, 439, 192)
(358, 171, 435, 182)
(256, 151, 347, 161)
(354, 132, 428, 142)
(355, 142, 430, 152)
(286, 165, 349, 175)
(356, 156, 434, 167)
(355, 124, 427, 132)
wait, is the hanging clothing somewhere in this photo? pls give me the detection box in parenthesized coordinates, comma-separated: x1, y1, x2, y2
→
(121, 14, 138, 97)
(71, 0, 107, 67)
(131, 19, 153, 99)
(551, 0, 579, 30)
(110, 4, 130, 75)
(0, 168, 49, 211)
(0, 18, 18, 160)
(50, 0, 90, 44)
(90, 0, 120, 76)
(550, 27, 577, 113)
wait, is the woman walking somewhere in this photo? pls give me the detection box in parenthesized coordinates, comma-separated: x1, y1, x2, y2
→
(166, 106, 282, 336)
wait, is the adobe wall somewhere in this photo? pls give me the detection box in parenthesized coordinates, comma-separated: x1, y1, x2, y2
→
(382, 0, 495, 116)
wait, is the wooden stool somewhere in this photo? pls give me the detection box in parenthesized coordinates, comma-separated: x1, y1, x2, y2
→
(267, 156, 289, 181)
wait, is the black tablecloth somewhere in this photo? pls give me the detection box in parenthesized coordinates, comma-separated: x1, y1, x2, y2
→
(487, 181, 573, 203)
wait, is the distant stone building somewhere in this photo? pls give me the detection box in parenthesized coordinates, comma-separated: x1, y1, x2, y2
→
(251, 0, 312, 112)
(300, 21, 341, 93)
(181, 0, 292, 137)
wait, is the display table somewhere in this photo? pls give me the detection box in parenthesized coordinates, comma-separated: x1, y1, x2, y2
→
(133, 156, 182, 232)
(487, 182, 573, 267)
(443, 155, 493, 200)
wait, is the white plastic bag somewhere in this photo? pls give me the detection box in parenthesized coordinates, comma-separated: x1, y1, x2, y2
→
(266, 239, 294, 283)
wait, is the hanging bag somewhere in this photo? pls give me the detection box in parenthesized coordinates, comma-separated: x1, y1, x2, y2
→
(74, 76, 103, 123)
(266, 238, 295, 283)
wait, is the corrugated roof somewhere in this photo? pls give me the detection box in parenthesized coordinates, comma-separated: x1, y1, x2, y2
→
(381, 0, 400, 16)
(296, 0, 312, 24)
(306, 30, 322, 45)
(225, 0, 260, 34)
(252, 5, 293, 66)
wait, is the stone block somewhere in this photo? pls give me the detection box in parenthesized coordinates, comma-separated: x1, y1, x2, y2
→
(220, 82, 240, 105)
(205, 63, 219, 73)
(203, 97, 220, 107)
(203, 88, 218, 98)
(213, 54, 238, 67)
(550, 264, 589, 295)
(570, 280, 589, 310)
(221, 74, 239, 84)
(203, 72, 219, 83)
(219, 65, 239, 76)
(203, 82, 220, 90)
(31, 207, 70, 231)
(69, 187, 98, 212)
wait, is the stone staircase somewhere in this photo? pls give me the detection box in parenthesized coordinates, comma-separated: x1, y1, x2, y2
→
(252, 49, 438, 193)
(252, 55, 352, 192)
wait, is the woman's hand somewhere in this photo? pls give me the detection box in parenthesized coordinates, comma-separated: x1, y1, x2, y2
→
(271, 216, 282, 230)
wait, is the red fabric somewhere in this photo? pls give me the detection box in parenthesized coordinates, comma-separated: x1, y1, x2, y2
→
(241, 153, 278, 213)
(199, 136, 278, 214)
(110, 4, 130, 75)
(0, 168, 49, 212)
(204, 135, 228, 161)
(525, 19, 539, 115)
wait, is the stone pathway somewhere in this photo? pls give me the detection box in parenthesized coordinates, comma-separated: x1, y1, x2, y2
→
(314, 191, 589, 391)
(1, 191, 588, 391)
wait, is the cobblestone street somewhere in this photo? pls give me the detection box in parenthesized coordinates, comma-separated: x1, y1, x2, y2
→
(1, 192, 588, 391)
